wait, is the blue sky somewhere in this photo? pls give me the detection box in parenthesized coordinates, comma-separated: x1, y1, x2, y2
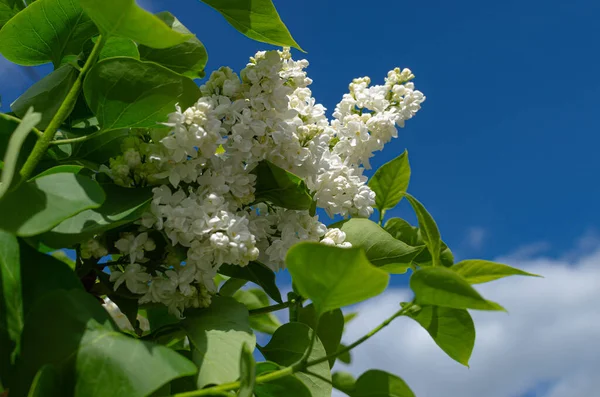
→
(2, 1, 600, 396)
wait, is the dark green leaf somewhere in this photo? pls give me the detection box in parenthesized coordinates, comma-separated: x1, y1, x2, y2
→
(298, 304, 344, 367)
(337, 344, 351, 364)
(451, 259, 541, 284)
(11, 65, 78, 129)
(0, 0, 24, 30)
(332, 371, 356, 394)
(182, 296, 255, 388)
(31, 165, 83, 179)
(337, 218, 424, 274)
(410, 267, 505, 311)
(0, 108, 42, 199)
(233, 289, 281, 334)
(0, 173, 105, 237)
(254, 361, 312, 397)
(139, 12, 208, 79)
(99, 36, 140, 60)
(26, 365, 61, 397)
(83, 57, 201, 130)
(219, 261, 282, 303)
(0, 230, 22, 386)
(350, 370, 415, 397)
(220, 277, 248, 297)
(404, 193, 442, 267)
(0, 0, 98, 66)
(238, 343, 255, 397)
(198, 0, 302, 50)
(79, 0, 191, 48)
(252, 160, 313, 211)
(384, 218, 454, 267)
(72, 128, 130, 164)
(16, 289, 197, 396)
(406, 305, 475, 366)
(369, 150, 411, 215)
(287, 243, 389, 315)
(261, 322, 332, 397)
(37, 184, 151, 248)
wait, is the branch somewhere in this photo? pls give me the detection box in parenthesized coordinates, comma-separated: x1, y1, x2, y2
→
(248, 301, 291, 316)
(0, 113, 43, 137)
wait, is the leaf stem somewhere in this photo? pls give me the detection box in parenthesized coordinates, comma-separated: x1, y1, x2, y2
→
(19, 35, 107, 179)
(248, 301, 291, 316)
(0, 112, 43, 137)
(49, 128, 104, 145)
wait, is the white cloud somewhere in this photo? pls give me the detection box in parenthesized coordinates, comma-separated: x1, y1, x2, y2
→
(463, 226, 487, 250)
(334, 243, 600, 397)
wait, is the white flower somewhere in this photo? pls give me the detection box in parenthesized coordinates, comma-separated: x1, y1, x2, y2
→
(110, 263, 151, 294)
(115, 232, 156, 264)
(80, 238, 108, 259)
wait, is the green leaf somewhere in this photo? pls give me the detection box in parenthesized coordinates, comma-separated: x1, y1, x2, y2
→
(83, 57, 201, 130)
(99, 36, 140, 60)
(0, 173, 105, 237)
(238, 343, 255, 397)
(404, 193, 442, 267)
(31, 165, 84, 179)
(0, 0, 98, 66)
(36, 184, 150, 248)
(198, 0, 302, 50)
(79, 0, 192, 48)
(0, 108, 42, 199)
(219, 261, 282, 303)
(233, 289, 281, 334)
(138, 12, 208, 79)
(16, 289, 197, 396)
(0, 231, 22, 386)
(406, 305, 475, 366)
(336, 344, 351, 364)
(254, 362, 312, 397)
(350, 370, 415, 397)
(336, 218, 424, 274)
(27, 365, 61, 397)
(0, 0, 24, 30)
(384, 217, 454, 267)
(11, 65, 78, 129)
(220, 277, 248, 297)
(451, 259, 541, 284)
(332, 371, 356, 394)
(72, 128, 130, 164)
(298, 304, 344, 368)
(286, 243, 389, 316)
(252, 160, 313, 211)
(182, 296, 256, 388)
(410, 267, 505, 311)
(261, 322, 332, 397)
(343, 312, 358, 325)
(369, 150, 411, 216)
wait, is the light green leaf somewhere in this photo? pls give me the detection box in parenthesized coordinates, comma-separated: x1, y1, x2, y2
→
(219, 261, 282, 303)
(254, 361, 312, 397)
(198, 0, 302, 50)
(138, 12, 208, 79)
(350, 370, 415, 397)
(384, 217, 454, 267)
(286, 243, 389, 315)
(99, 36, 140, 60)
(0, 0, 98, 66)
(298, 304, 344, 368)
(31, 165, 84, 179)
(79, 0, 192, 48)
(332, 371, 356, 394)
(336, 218, 424, 274)
(83, 57, 201, 130)
(451, 259, 541, 284)
(404, 193, 442, 267)
(369, 150, 411, 216)
(11, 65, 78, 129)
(252, 160, 313, 211)
(16, 289, 197, 396)
(233, 289, 281, 334)
(37, 184, 152, 248)
(182, 296, 256, 388)
(405, 305, 475, 366)
(238, 343, 255, 397)
(0, 108, 42, 199)
(0, 231, 22, 387)
(410, 267, 505, 311)
(261, 322, 332, 397)
(27, 365, 61, 397)
(0, 173, 105, 237)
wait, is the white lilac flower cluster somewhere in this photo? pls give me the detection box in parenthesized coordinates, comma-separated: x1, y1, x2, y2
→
(104, 48, 425, 317)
